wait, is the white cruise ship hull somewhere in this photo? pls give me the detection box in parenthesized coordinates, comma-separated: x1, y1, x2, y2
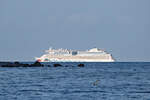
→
(36, 54, 115, 62)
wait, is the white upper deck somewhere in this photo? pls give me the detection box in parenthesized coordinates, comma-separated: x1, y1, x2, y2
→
(88, 48, 104, 52)
(44, 47, 107, 56)
(46, 47, 104, 53)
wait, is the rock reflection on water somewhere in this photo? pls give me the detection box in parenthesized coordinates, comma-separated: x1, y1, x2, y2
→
(0, 62, 150, 100)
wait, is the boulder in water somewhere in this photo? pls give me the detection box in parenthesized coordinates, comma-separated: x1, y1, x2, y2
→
(78, 64, 84, 67)
(30, 61, 44, 67)
(53, 64, 62, 67)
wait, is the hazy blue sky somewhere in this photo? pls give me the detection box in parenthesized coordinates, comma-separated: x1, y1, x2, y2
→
(0, 0, 150, 61)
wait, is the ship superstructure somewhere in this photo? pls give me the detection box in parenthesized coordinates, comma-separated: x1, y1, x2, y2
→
(35, 48, 115, 62)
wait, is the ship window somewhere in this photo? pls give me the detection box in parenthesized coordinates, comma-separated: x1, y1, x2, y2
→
(44, 58, 49, 61)
(72, 51, 77, 55)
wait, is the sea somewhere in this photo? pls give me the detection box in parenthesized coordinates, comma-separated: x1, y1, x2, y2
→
(0, 62, 150, 100)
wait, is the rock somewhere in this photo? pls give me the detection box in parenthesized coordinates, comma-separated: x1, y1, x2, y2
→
(1, 64, 12, 67)
(78, 64, 84, 67)
(22, 64, 30, 67)
(47, 65, 51, 67)
(1, 61, 44, 67)
(53, 64, 62, 67)
(0, 62, 12, 67)
(30, 61, 44, 67)
(14, 61, 20, 65)
(13, 61, 21, 67)
(1, 62, 20, 67)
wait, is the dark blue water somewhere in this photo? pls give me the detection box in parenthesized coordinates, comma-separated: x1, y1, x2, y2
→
(0, 62, 150, 100)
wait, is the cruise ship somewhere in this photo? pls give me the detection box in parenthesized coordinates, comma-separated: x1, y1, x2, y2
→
(35, 48, 115, 62)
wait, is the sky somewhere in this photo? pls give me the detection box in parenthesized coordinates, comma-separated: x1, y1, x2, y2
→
(0, 0, 150, 61)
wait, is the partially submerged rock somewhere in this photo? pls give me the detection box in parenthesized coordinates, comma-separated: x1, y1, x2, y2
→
(53, 64, 62, 67)
(78, 64, 84, 67)
(1, 61, 44, 67)
(0, 61, 85, 68)
(30, 61, 44, 67)
(1, 62, 20, 67)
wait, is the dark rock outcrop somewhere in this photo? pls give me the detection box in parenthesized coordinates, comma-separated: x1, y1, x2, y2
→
(53, 64, 62, 67)
(78, 64, 85, 67)
(30, 61, 44, 67)
(1, 61, 44, 67)
(1, 62, 19, 67)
